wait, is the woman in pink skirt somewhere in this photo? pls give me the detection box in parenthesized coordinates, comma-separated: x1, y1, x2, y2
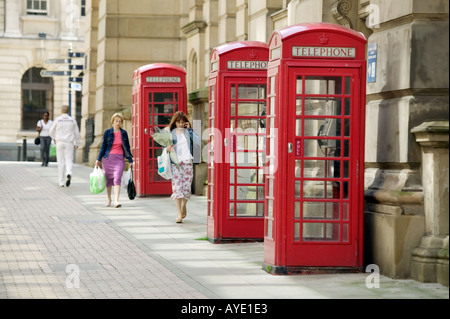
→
(95, 113, 134, 208)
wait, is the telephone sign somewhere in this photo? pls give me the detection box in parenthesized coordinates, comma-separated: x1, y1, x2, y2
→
(292, 46, 356, 58)
(146, 77, 181, 83)
(227, 60, 268, 69)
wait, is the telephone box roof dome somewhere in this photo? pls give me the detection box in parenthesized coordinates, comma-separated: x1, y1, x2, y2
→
(276, 22, 367, 43)
(135, 63, 186, 74)
(213, 41, 269, 56)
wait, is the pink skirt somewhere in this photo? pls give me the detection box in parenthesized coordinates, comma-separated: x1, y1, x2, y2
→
(103, 154, 125, 187)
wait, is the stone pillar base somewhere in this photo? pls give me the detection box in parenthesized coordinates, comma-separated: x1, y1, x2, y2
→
(364, 208, 424, 279)
(437, 240, 449, 287)
(411, 121, 449, 286)
(411, 235, 448, 286)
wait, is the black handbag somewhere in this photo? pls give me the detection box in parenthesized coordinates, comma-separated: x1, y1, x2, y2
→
(35, 120, 42, 145)
(127, 167, 136, 200)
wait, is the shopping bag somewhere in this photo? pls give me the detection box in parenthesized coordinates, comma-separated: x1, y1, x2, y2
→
(157, 148, 173, 180)
(127, 180, 136, 200)
(90, 166, 106, 194)
(50, 144, 56, 158)
(121, 167, 131, 187)
(127, 167, 136, 200)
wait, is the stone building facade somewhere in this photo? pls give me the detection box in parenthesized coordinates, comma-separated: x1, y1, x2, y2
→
(0, 0, 86, 158)
(1, 0, 448, 285)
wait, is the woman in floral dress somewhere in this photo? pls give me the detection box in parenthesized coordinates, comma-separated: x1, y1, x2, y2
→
(166, 112, 201, 223)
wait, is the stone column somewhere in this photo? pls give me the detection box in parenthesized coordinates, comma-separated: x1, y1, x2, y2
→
(248, 0, 283, 42)
(411, 121, 449, 286)
(4, 0, 22, 37)
(218, 0, 236, 44)
(59, 0, 80, 40)
(80, 0, 100, 165)
(236, 0, 249, 40)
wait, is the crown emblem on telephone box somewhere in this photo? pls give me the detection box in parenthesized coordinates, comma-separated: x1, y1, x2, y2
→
(320, 33, 330, 45)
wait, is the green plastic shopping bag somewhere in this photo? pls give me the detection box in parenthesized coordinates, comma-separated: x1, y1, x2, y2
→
(50, 144, 56, 157)
(90, 166, 106, 194)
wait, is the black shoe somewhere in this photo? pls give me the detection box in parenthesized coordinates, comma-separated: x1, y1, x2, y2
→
(66, 174, 71, 187)
(41, 163, 45, 166)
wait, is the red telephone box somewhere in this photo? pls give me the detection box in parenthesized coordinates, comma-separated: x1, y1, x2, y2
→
(132, 63, 187, 196)
(263, 23, 367, 273)
(207, 41, 269, 242)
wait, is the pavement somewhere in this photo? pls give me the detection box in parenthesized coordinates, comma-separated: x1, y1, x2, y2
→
(0, 161, 448, 302)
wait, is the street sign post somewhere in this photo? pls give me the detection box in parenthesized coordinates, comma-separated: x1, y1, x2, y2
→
(68, 52, 85, 58)
(70, 83, 82, 91)
(42, 49, 85, 116)
(45, 58, 71, 64)
(69, 77, 83, 82)
(69, 65, 84, 70)
(40, 70, 72, 77)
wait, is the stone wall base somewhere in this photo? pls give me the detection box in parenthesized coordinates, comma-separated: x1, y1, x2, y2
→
(364, 210, 424, 279)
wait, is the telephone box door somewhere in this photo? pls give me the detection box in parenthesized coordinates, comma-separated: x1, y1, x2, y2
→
(223, 77, 266, 239)
(286, 67, 362, 266)
(144, 88, 183, 195)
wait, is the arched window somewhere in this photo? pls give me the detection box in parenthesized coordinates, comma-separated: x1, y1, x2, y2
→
(21, 67, 53, 130)
(188, 51, 198, 92)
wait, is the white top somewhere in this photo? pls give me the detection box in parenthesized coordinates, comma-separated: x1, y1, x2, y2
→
(37, 119, 53, 137)
(175, 133, 193, 163)
(49, 113, 81, 146)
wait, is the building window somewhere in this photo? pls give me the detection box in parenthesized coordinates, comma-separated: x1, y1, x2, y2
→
(81, 0, 86, 17)
(21, 68, 53, 131)
(27, 0, 48, 15)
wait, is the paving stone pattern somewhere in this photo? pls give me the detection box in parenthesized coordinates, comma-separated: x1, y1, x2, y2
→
(0, 163, 206, 299)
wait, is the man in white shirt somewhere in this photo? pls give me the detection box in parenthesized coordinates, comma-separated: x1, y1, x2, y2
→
(49, 105, 81, 187)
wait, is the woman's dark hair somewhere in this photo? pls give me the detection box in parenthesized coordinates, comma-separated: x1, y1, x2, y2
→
(168, 111, 189, 131)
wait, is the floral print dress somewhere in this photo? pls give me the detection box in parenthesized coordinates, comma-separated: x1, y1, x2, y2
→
(170, 162, 193, 199)
(171, 132, 194, 199)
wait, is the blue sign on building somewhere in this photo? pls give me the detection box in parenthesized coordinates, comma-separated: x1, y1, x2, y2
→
(367, 43, 377, 83)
